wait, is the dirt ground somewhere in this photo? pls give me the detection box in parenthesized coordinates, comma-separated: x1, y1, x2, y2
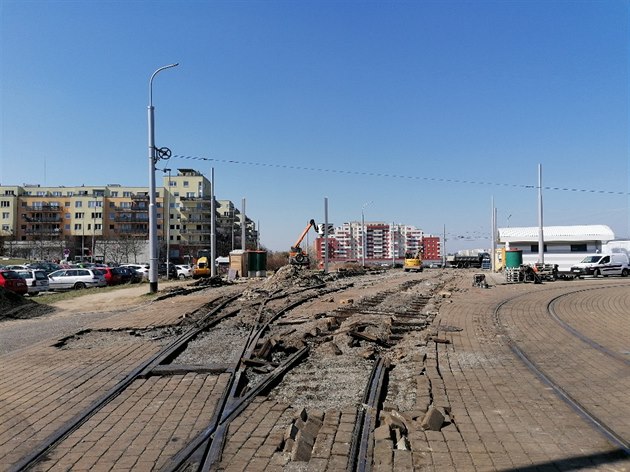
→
(0, 279, 189, 320)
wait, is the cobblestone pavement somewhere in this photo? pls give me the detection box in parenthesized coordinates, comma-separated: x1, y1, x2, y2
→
(1, 273, 629, 471)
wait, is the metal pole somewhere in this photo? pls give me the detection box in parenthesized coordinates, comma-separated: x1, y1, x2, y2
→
(210, 168, 216, 277)
(164, 169, 171, 277)
(324, 197, 329, 272)
(148, 63, 178, 293)
(538, 164, 544, 264)
(491, 196, 495, 272)
(241, 198, 246, 250)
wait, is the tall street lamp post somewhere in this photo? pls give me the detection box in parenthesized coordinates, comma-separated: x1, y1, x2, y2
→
(148, 63, 178, 293)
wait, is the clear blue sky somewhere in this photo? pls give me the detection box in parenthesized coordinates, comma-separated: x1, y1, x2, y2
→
(1, 1, 628, 252)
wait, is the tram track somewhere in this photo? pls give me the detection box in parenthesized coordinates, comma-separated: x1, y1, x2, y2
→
(2, 269, 450, 471)
(493, 283, 630, 456)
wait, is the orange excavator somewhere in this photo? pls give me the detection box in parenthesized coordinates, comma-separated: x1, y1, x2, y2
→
(289, 219, 318, 267)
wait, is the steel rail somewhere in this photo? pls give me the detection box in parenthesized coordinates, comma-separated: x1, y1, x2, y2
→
(10, 294, 241, 472)
(163, 285, 337, 471)
(493, 287, 630, 456)
(547, 290, 630, 367)
(347, 356, 389, 472)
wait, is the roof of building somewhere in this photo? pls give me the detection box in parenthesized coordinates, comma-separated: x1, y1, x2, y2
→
(498, 225, 615, 243)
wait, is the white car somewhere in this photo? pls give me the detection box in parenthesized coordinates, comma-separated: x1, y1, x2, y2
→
(14, 269, 50, 296)
(120, 263, 150, 280)
(47, 268, 106, 290)
(175, 264, 192, 279)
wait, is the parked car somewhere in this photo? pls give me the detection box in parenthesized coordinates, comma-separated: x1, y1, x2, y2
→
(27, 261, 61, 275)
(47, 268, 106, 290)
(570, 253, 630, 278)
(158, 262, 178, 279)
(175, 264, 192, 279)
(120, 264, 150, 280)
(0, 270, 28, 295)
(5, 264, 30, 271)
(14, 269, 50, 296)
(96, 267, 123, 286)
(113, 266, 142, 284)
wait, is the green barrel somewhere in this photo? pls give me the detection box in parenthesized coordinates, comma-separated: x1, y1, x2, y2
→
(247, 251, 267, 277)
(505, 249, 523, 268)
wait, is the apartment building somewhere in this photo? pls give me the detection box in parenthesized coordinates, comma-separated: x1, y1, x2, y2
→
(314, 221, 441, 264)
(0, 169, 257, 262)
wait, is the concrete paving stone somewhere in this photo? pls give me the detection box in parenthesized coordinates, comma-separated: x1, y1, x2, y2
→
(333, 430, 353, 443)
(306, 457, 328, 471)
(326, 453, 349, 470)
(393, 449, 413, 469)
(330, 441, 350, 456)
(246, 456, 271, 471)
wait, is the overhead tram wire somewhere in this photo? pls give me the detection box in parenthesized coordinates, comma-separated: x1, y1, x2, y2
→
(171, 154, 630, 196)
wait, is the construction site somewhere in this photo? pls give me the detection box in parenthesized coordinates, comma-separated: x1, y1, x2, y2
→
(0, 264, 629, 472)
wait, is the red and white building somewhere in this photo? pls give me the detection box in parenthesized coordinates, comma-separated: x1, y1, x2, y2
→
(314, 221, 441, 265)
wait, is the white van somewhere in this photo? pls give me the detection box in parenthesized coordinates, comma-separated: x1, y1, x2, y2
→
(570, 253, 630, 278)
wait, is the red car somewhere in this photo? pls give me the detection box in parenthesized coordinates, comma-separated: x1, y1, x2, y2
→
(0, 270, 28, 295)
(96, 267, 123, 286)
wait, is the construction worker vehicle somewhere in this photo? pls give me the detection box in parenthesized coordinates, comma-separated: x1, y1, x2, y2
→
(403, 251, 423, 272)
(289, 219, 318, 267)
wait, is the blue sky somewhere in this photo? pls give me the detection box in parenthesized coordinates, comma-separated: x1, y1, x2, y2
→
(1, 1, 628, 252)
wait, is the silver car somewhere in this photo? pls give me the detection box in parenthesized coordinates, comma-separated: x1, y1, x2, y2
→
(14, 269, 50, 296)
(47, 268, 107, 290)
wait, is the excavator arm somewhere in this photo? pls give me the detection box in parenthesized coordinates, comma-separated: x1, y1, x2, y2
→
(291, 219, 317, 251)
(289, 219, 318, 266)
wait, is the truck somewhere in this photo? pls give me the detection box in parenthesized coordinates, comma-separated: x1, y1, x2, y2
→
(446, 253, 490, 269)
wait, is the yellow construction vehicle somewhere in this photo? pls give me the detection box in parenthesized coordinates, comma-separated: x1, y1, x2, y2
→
(289, 219, 317, 267)
(403, 250, 423, 272)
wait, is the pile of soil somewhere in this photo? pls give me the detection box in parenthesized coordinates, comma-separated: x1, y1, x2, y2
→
(0, 288, 54, 321)
(260, 265, 326, 292)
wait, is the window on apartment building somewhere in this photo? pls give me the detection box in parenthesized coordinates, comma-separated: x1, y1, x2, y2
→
(111, 191, 118, 197)
(4, 190, 15, 196)
(109, 214, 115, 220)
(88, 201, 102, 208)
(36, 191, 45, 196)
(121, 202, 131, 208)
(52, 191, 62, 197)
(75, 212, 84, 219)
(67, 191, 73, 196)
(2, 224, 9, 231)
(1, 201, 10, 207)
(65, 224, 70, 230)
(183, 181, 189, 187)
(2, 212, 8, 219)
(65, 213, 71, 219)
(75, 201, 82, 208)
(123, 192, 132, 197)
(186, 192, 195, 198)
(174, 192, 180, 197)
(176, 235, 181, 241)
(21, 225, 26, 230)
(95, 224, 102, 230)
(169, 181, 177, 187)
(530, 244, 548, 252)
(91, 212, 102, 219)
(74, 224, 82, 230)
(109, 225, 114, 230)
(87, 223, 91, 230)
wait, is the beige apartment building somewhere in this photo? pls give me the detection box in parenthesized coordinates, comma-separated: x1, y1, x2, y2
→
(0, 169, 257, 263)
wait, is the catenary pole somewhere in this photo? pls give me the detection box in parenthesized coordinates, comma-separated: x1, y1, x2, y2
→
(147, 63, 178, 293)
